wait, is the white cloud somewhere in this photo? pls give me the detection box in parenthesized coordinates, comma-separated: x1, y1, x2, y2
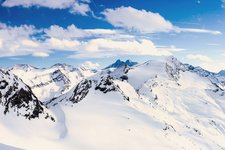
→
(175, 28, 221, 35)
(44, 25, 124, 40)
(2, 0, 74, 8)
(32, 52, 49, 57)
(80, 61, 100, 69)
(46, 38, 80, 50)
(22, 39, 39, 47)
(201, 62, 225, 72)
(102, 6, 222, 35)
(2, 0, 91, 16)
(102, 6, 174, 33)
(85, 29, 117, 35)
(0, 23, 183, 59)
(0, 24, 40, 57)
(44, 25, 87, 39)
(70, 38, 184, 58)
(207, 43, 220, 46)
(0, 23, 7, 28)
(0, 39, 2, 48)
(70, 2, 91, 16)
(186, 54, 212, 62)
(186, 54, 225, 72)
(222, 53, 225, 56)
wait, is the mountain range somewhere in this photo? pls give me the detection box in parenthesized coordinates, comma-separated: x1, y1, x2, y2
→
(0, 56, 225, 150)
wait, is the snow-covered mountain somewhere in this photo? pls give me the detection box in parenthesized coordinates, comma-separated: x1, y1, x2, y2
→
(184, 63, 225, 89)
(8, 63, 96, 102)
(1, 57, 225, 150)
(0, 69, 53, 120)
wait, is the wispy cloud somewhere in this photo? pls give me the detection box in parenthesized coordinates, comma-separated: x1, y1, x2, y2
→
(201, 62, 225, 72)
(175, 28, 221, 35)
(207, 43, 220, 46)
(1, 0, 92, 16)
(186, 54, 212, 62)
(102, 6, 222, 35)
(186, 54, 225, 72)
(32, 52, 49, 57)
(221, 0, 225, 8)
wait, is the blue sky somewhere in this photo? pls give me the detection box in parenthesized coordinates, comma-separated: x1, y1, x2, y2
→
(0, 0, 225, 72)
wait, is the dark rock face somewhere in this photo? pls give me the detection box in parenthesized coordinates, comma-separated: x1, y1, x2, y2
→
(70, 79, 92, 103)
(0, 80, 8, 89)
(46, 79, 92, 106)
(94, 75, 130, 101)
(0, 69, 53, 120)
(31, 69, 71, 89)
(52, 69, 71, 84)
(165, 57, 183, 81)
(95, 76, 116, 93)
(120, 75, 128, 81)
(3, 88, 44, 119)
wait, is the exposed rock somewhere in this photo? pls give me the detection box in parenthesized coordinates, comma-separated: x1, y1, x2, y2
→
(0, 69, 53, 120)
(70, 79, 92, 103)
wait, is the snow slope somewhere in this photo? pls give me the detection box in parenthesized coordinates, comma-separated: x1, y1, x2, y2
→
(0, 143, 22, 150)
(0, 57, 225, 150)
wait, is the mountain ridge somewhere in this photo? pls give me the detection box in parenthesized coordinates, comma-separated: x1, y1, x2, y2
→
(0, 57, 225, 150)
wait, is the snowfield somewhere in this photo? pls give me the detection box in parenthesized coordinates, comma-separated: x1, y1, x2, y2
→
(0, 57, 225, 150)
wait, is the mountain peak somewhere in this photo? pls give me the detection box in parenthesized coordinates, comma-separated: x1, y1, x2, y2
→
(217, 70, 225, 76)
(165, 56, 181, 65)
(9, 64, 37, 71)
(51, 63, 72, 68)
(105, 59, 138, 69)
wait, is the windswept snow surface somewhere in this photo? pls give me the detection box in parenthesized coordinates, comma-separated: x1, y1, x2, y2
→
(1, 57, 225, 150)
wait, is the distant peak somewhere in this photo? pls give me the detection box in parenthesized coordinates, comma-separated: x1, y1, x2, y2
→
(105, 59, 138, 69)
(51, 63, 72, 68)
(15, 64, 32, 67)
(125, 59, 133, 63)
(10, 64, 37, 71)
(115, 59, 122, 63)
(217, 70, 225, 76)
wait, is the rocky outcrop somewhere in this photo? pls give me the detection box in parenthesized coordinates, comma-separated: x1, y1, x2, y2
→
(0, 69, 53, 120)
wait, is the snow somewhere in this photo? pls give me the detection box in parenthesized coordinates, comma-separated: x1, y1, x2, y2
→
(0, 143, 22, 150)
(1, 58, 225, 150)
(8, 64, 95, 102)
